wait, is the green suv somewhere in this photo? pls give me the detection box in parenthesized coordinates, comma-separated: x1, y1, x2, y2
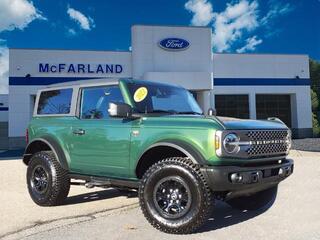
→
(24, 79, 293, 234)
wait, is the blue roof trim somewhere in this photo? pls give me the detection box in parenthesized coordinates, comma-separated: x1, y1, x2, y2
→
(9, 77, 104, 85)
(0, 107, 8, 111)
(214, 78, 310, 86)
(9, 77, 311, 86)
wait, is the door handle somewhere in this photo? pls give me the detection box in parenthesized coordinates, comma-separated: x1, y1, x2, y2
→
(73, 129, 85, 135)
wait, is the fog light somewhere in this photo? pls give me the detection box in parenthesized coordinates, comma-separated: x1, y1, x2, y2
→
(231, 173, 243, 183)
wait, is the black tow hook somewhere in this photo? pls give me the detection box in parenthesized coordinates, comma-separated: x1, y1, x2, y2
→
(251, 172, 259, 183)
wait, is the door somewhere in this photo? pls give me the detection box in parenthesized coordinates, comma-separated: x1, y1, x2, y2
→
(256, 94, 292, 127)
(215, 94, 250, 119)
(69, 85, 132, 178)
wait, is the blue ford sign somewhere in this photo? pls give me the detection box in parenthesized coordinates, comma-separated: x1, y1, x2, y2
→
(159, 38, 190, 51)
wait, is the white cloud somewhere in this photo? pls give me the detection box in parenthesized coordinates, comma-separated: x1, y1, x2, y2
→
(0, 45, 9, 94)
(261, 0, 294, 25)
(185, 0, 295, 53)
(236, 35, 262, 53)
(67, 7, 95, 31)
(0, 0, 45, 93)
(67, 28, 77, 36)
(184, 0, 214, 26)
(212, 0, 259, 52)
(0, 0, 46, 32)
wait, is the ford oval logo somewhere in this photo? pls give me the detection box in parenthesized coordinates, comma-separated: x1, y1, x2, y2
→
(159, 38, 190, 51)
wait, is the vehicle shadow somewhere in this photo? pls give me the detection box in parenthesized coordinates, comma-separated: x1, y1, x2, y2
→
(197, 200, 272, 233)
(63, 188, 272, 233)
(0, 149, 24, 160)
(63, 188, 138, 206)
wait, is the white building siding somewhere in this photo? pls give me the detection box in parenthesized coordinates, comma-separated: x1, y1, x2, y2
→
(132, 25, 212, 83)
(9, 49, 132, 78)
(212, 53, 312, 136)
(0, 94, 8, 122)
(0, 94, 8, 149)
(213, 53, 309, 79)
(211, 86, 312, 130)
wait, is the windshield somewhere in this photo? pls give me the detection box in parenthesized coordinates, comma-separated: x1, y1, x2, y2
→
(126, 82, 203, 115)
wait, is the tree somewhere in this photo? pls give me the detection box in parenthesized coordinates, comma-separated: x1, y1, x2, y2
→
(312, 113, 320, 137)
(310, 59, 320, 137)
(311, 89, 319, 111)
(310, 59, 320, 95)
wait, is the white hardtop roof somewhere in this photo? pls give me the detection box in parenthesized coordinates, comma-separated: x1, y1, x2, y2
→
(45, 78, 122, 89)
(44, 78, 182, 90)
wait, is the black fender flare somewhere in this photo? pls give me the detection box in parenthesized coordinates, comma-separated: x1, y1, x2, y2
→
(23, 136, 69, 170)
(138, 140, 208, 166)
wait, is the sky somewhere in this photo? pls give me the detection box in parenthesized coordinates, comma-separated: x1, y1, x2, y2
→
(0, 0, 319, 93)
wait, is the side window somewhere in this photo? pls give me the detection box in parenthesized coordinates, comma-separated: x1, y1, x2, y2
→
(80, 86, 124, 119)
(37, 88, 73, 115)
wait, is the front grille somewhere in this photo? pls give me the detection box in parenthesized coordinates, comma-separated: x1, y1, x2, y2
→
(245, 130, 289, 158)
(247, 130, 288, 141)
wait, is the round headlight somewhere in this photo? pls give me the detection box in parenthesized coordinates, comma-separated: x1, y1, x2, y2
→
(223, 133, 240, 154)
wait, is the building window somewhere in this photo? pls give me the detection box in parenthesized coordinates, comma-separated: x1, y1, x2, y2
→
(256, 94, 291, 127)
(80, 86, 124, 119)
(215, 95, 249, 119)
(37, 88, 73, 115)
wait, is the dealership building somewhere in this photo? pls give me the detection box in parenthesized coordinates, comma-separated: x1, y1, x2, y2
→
(0, 25, 312, 149)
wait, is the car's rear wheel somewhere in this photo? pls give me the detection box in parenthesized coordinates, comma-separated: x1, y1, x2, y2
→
(227, 186, 278, 211)
(27, 151, 70, 206)
(139, 157, 213, 234)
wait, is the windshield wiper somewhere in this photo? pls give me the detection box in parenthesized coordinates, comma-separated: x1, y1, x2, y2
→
(147, 109, 177, 114)
(175, 111, 203, 115)
(137, 109, 202, 115)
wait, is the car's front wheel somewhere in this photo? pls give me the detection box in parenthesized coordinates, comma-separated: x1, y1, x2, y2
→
(139, 157, 213, 234)
(227, 186, 278, 211)
(27, 151, 70, 206)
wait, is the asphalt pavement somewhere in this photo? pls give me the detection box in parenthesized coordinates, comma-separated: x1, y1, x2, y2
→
(1, 150, 320, 240)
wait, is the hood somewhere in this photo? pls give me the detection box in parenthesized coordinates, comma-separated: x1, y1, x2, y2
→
(140, 114, 287, 130)
(217, 116, 288, 130)
(140, 114, 224, 129)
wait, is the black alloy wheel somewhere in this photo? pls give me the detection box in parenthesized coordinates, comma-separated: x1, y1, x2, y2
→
(27, 151, 70, 206)
(31, 165, 49, 193)
(139, 157, 213, 234)
(153, 176, 192, 219)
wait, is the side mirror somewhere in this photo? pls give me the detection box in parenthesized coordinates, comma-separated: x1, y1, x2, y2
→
(108, 102, 133, 118)
(207, 108, 216, 116)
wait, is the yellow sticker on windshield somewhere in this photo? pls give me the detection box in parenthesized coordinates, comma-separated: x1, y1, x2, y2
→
(134, 87, 148, 102)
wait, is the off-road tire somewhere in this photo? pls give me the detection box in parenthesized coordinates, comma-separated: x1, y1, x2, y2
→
(139, 157, 213, 234)
(27, 151, 70, 206)
(227, 186, 278, 211)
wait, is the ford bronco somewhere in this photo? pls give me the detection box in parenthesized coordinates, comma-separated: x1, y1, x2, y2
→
(24, 79, 293, 234)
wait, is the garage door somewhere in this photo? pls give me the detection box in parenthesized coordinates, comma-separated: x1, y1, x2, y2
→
(0, 122, 8, 150)
(256, 94, 291, 127)
(215, 95, 249, 119)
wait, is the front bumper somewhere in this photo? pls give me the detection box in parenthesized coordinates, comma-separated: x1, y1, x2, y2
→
(201, 158, 293, 200)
